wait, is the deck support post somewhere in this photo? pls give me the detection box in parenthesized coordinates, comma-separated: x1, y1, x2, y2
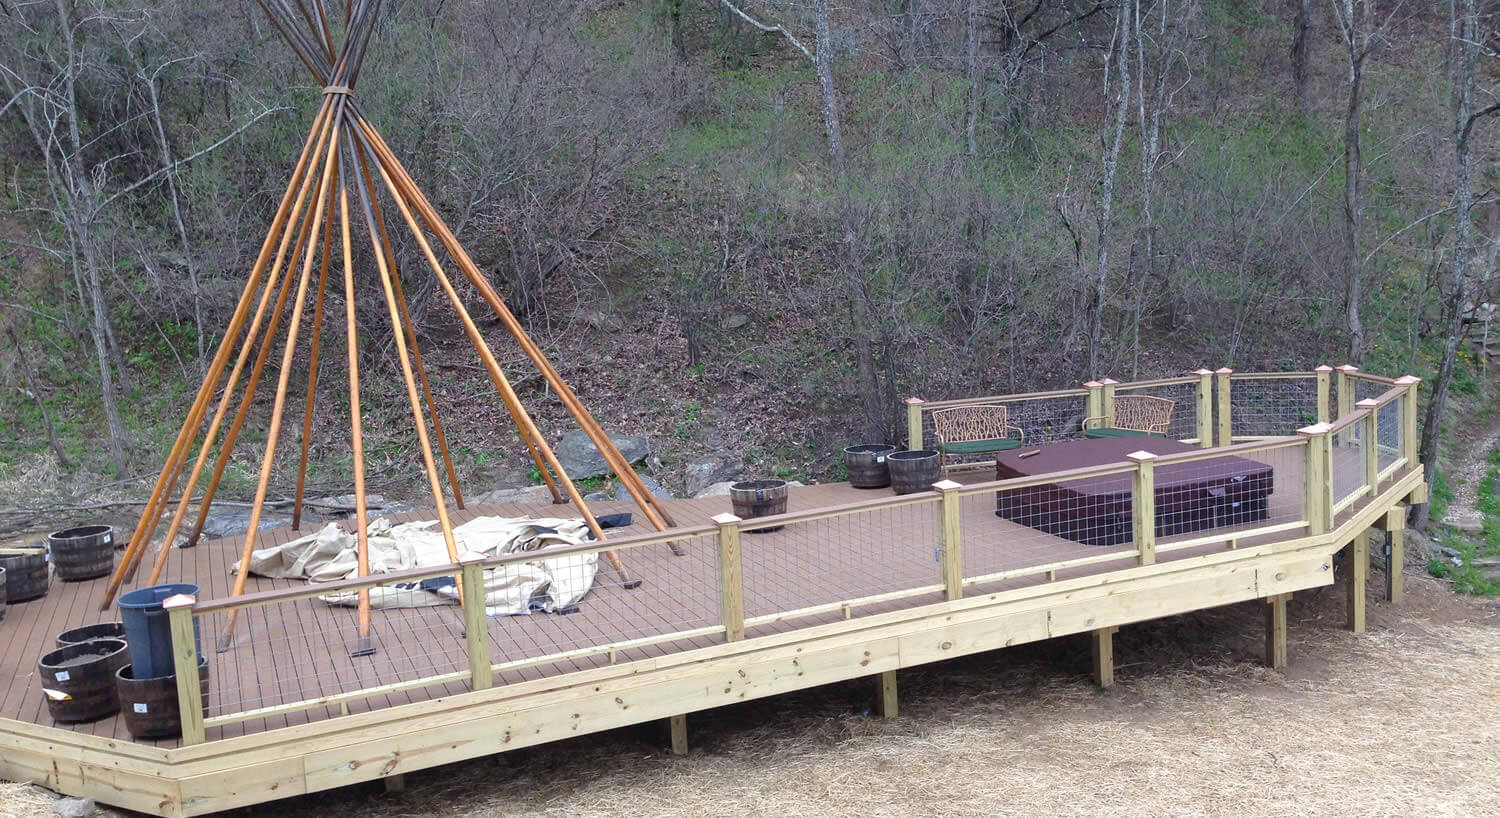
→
(1264, 593, 1290, 669)
(905, 397, 925, 450)
(934, 480, 964, 600)
(713, 513, 746, 642)
(460, 555, 492, 690)
(669, 714, 688, 755)
(1100, 378, 1119, 428)
(164, 594, 206, 747)
(1090, 626, 1118, 688)
(1315, 365, 1333, 424)
(1127, 451, 1157, 565)
(1215, 368, 1233, 446)
(1375, 505, 1405, 603)
(384, 774, 406, 793)
(1347, 530, 1368, 633)
(1298, 423, 1334, 535)
(876, 670, 898, 719)
(1335, 364, 1358, 419)
(1194, 369, 1214, 448)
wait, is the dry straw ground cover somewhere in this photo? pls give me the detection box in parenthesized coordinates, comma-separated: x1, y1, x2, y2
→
(3, 576, 1496, 817)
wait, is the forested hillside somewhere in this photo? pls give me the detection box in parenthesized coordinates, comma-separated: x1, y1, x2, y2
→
(0, 0, 1495, 512)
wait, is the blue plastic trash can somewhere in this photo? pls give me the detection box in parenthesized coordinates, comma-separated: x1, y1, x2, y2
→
(118, 583, 201, 679)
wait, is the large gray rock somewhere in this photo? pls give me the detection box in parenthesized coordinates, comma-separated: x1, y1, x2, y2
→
(468, 485, 557, 506)
(556, 430, 650, 479)
(633, 474, 675, 500)
(306, 493, 386, 513)
(694, 479, 803, 498)
(683, 453, 743, 497)
(53, 798, 96, 818)
(200, 508, 293, 540)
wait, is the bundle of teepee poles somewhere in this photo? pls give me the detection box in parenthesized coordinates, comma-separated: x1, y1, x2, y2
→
(98, 0, 683, 655)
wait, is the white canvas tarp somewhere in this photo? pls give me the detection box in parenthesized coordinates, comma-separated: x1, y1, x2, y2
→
(231, 515, 597, 615)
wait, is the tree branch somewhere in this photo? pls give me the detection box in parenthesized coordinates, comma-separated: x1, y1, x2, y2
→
(716, 0, 815, 63)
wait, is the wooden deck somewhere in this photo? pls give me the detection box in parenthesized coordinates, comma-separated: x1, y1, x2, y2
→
(0, 442, 1340, 747)
(0, 427, 1422, 817)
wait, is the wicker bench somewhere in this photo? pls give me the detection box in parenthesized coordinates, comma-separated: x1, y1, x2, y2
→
(1083, 394, 1174, 438)
(932, 405, 1025, 477)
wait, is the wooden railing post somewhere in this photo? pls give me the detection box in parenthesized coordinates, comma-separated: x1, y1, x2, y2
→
(1395, 375, 1420, 466)
(163, 593, 205, 746)
(1084, 381, 1103, 427)
(1194, 369, 1214, 448)
(934, 480, 963, 600)
(1315, 365, 1333, 423)
(460, 554, 492, 690)
(1356, 398, 1380, 491)
(1335, 364, 1358, 419)
(905, 397, 925, 450)
(1215, 368, 1233, 447)
(1127, 450, 1157, 565)
(1298, 423, 1334, 535)
(712, 513, 745, 642)
(1100, 378, 1119, 428)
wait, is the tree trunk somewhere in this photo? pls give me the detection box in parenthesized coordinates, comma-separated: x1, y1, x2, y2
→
(1089, 2, 1133, 377)
(1420, 0, 1484, 524)
(1341, 10, 1367, 365)
(814, 0, 846, 174)
(965, 0, 979, 156)
(1292, 0, 1311, 110)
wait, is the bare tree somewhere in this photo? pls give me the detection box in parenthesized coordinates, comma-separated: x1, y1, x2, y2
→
(1418, 0, 1500, 523)
(1086, 0, 1133, 377)
(1292, 0, 1312, 110)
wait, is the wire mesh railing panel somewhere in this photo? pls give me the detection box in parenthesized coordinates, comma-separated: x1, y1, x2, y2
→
(918, 393, 1091, 453)
(961, 472, 1138, 581)
(739, 500, 942, 620)
(485, 534, 723, 669)
(1229, 376, 1319, 438)
(199, 597, 470, 723)
(1154, 444, 1307, 550)
(1330, 420, 1368, 509)
(1377, 400, 1403, 473)
(1115, 380, 1200, 440)
(1354, 377, 1390, 405)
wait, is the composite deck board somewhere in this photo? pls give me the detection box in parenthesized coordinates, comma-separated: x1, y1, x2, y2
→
(0, 452, 1373, 749)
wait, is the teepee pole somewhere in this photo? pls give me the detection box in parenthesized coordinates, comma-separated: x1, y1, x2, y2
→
(290, 171, 338, 530)
(335, 170, 374, 653)
(350, 150, 468, 509)
(100, 97, 336, 609)
(353, 119, 681, 542)
(352, 120, 636, 586)
(347, 134, 465, 586)
(220, 117, 343, 651)
(142, 138, 332, 585)
(174, 108, 341, 552)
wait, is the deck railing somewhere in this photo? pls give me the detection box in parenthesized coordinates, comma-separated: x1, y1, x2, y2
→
(161, 366, 1421, 746)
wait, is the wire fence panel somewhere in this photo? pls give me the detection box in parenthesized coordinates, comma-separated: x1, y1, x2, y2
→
(199, 598, 470, 729)
(739, 501, 943, 622)
(961, 473, 1138, 583)
(485, 534, 724, 672)
(917, 392, 1091, 453)
(1229, 376, 1319, 438)
(1378, 400, 1403, 473)
(1354, 376, 1391, 405)
(1331, 421, 1367, 509)
(1115, 379, 1200, 440)
(1153, 444, 1307, 552)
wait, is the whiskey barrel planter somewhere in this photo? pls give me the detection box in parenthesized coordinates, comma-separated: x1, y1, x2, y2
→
(57, 622, 129, 648)
(888, 450, 941, 495)
(0, 550, 49, 602)
(37, 638, 130, 723)
(48, 525, 116, 581)
(116, 658, 210, 739)
(843, 444, 896, 489)
(729, 479, 789, 533)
